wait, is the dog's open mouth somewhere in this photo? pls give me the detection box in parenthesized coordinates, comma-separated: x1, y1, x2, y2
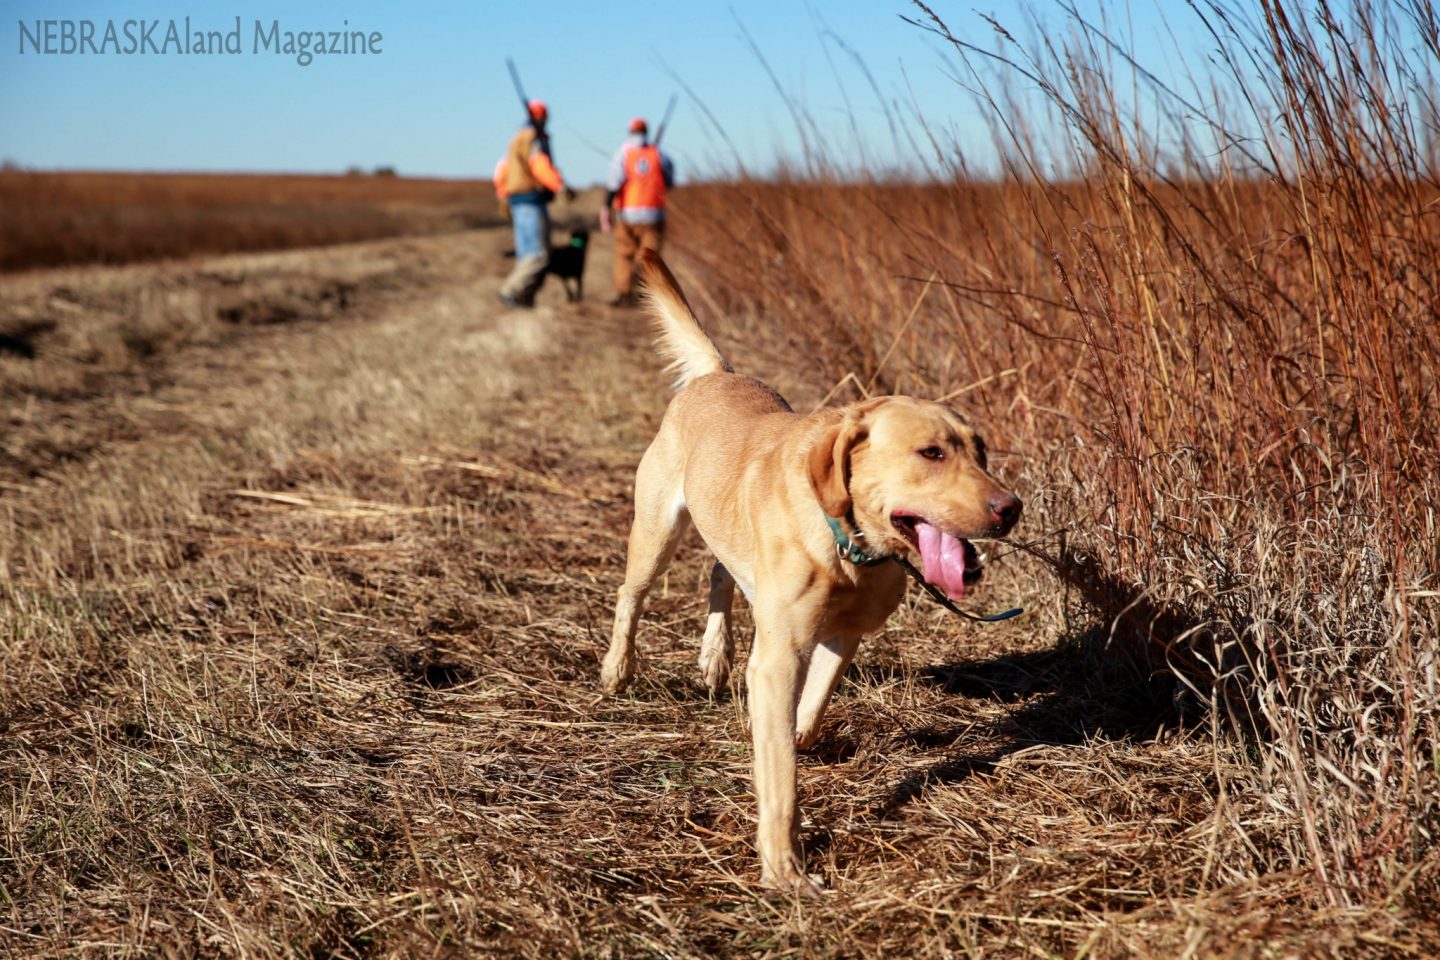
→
(891, 511, 983, 600)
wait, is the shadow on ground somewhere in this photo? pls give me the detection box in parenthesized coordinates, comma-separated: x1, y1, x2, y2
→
(864, 616, 1189, 819)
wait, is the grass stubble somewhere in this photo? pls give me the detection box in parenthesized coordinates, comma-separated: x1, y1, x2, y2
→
(2, 1, 1438, 956)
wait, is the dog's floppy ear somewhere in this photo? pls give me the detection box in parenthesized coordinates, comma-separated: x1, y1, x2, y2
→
(808, 414, 867, 518)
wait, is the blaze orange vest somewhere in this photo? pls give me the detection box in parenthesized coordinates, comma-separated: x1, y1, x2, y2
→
(620, 144, 666, 210)
(503, 128, 542, 195)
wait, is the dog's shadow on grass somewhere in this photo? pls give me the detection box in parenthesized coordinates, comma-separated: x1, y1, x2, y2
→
(861, 542, 1219, 820)
(864, 623, 1186, 820)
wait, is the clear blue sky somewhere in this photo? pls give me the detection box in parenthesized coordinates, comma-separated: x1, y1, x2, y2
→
(2, 1, 1233, 184)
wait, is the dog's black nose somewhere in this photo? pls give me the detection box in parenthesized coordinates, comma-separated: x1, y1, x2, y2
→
(989, 492, 1022, 531)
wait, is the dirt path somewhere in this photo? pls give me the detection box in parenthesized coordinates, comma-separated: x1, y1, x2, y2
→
(1, 231, 1413, 957)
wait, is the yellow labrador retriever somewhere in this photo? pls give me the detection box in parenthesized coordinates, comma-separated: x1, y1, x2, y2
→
(600, 252, 1022, 893)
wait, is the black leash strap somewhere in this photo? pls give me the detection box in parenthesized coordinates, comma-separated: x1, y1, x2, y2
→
(892, 555, 1023, 623)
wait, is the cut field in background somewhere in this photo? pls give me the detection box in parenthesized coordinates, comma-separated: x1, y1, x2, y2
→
(0, 171, 503, 272)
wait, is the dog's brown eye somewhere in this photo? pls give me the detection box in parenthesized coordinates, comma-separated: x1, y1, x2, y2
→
(918, 446, 945, 461)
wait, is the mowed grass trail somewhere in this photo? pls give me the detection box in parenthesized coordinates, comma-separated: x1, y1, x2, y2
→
(1, 229, 1429, 957)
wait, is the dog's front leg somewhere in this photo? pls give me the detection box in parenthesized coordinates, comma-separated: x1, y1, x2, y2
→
(698, 562, 736, 694)
(747, 604, 822, 896)
(795, 634, 862, 749)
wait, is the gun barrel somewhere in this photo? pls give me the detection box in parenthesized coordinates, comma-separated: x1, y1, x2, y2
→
(505, 58, 529, 111)
(504, 57, 552, 159)
(653, 94, 679, 147)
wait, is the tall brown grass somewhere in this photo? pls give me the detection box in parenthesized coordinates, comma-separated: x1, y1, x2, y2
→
(673, 0, 1439, 909)
(0, 171, 501, 272)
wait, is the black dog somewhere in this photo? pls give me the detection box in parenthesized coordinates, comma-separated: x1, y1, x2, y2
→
(546, 228, 589, 303)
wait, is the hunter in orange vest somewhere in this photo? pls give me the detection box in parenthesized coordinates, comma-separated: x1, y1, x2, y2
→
(493, 100, 570, 308)
(601, 117, 674, 307)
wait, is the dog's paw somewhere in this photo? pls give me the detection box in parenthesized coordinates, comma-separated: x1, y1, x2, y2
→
(795, 709, 830, 750)
(598, 653, 635, 695)
(761, 862, 825, 899)
(698, 643, 731, 695)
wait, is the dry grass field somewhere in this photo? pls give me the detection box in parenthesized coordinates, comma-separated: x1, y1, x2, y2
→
(3, 2, 1438, 956)
(0, 171, 502, 272)
(5, 218, 1430, 959)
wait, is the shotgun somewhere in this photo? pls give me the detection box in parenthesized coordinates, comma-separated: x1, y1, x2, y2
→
(652, 94, 679, 148)
(505, 57, 551, 160)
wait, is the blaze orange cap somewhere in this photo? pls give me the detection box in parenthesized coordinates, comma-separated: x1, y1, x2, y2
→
(628, 117, 647, 133)
(528, 100, 548, 122)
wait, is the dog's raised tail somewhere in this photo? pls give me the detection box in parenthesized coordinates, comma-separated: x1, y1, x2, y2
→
(638, 251, 732, 390)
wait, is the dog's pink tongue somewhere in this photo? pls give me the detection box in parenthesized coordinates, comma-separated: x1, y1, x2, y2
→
(915, 521, 968, 600)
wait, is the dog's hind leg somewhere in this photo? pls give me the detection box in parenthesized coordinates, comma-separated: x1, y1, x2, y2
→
(698, 561, 736, 694)
(600, 442, 689, 694)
